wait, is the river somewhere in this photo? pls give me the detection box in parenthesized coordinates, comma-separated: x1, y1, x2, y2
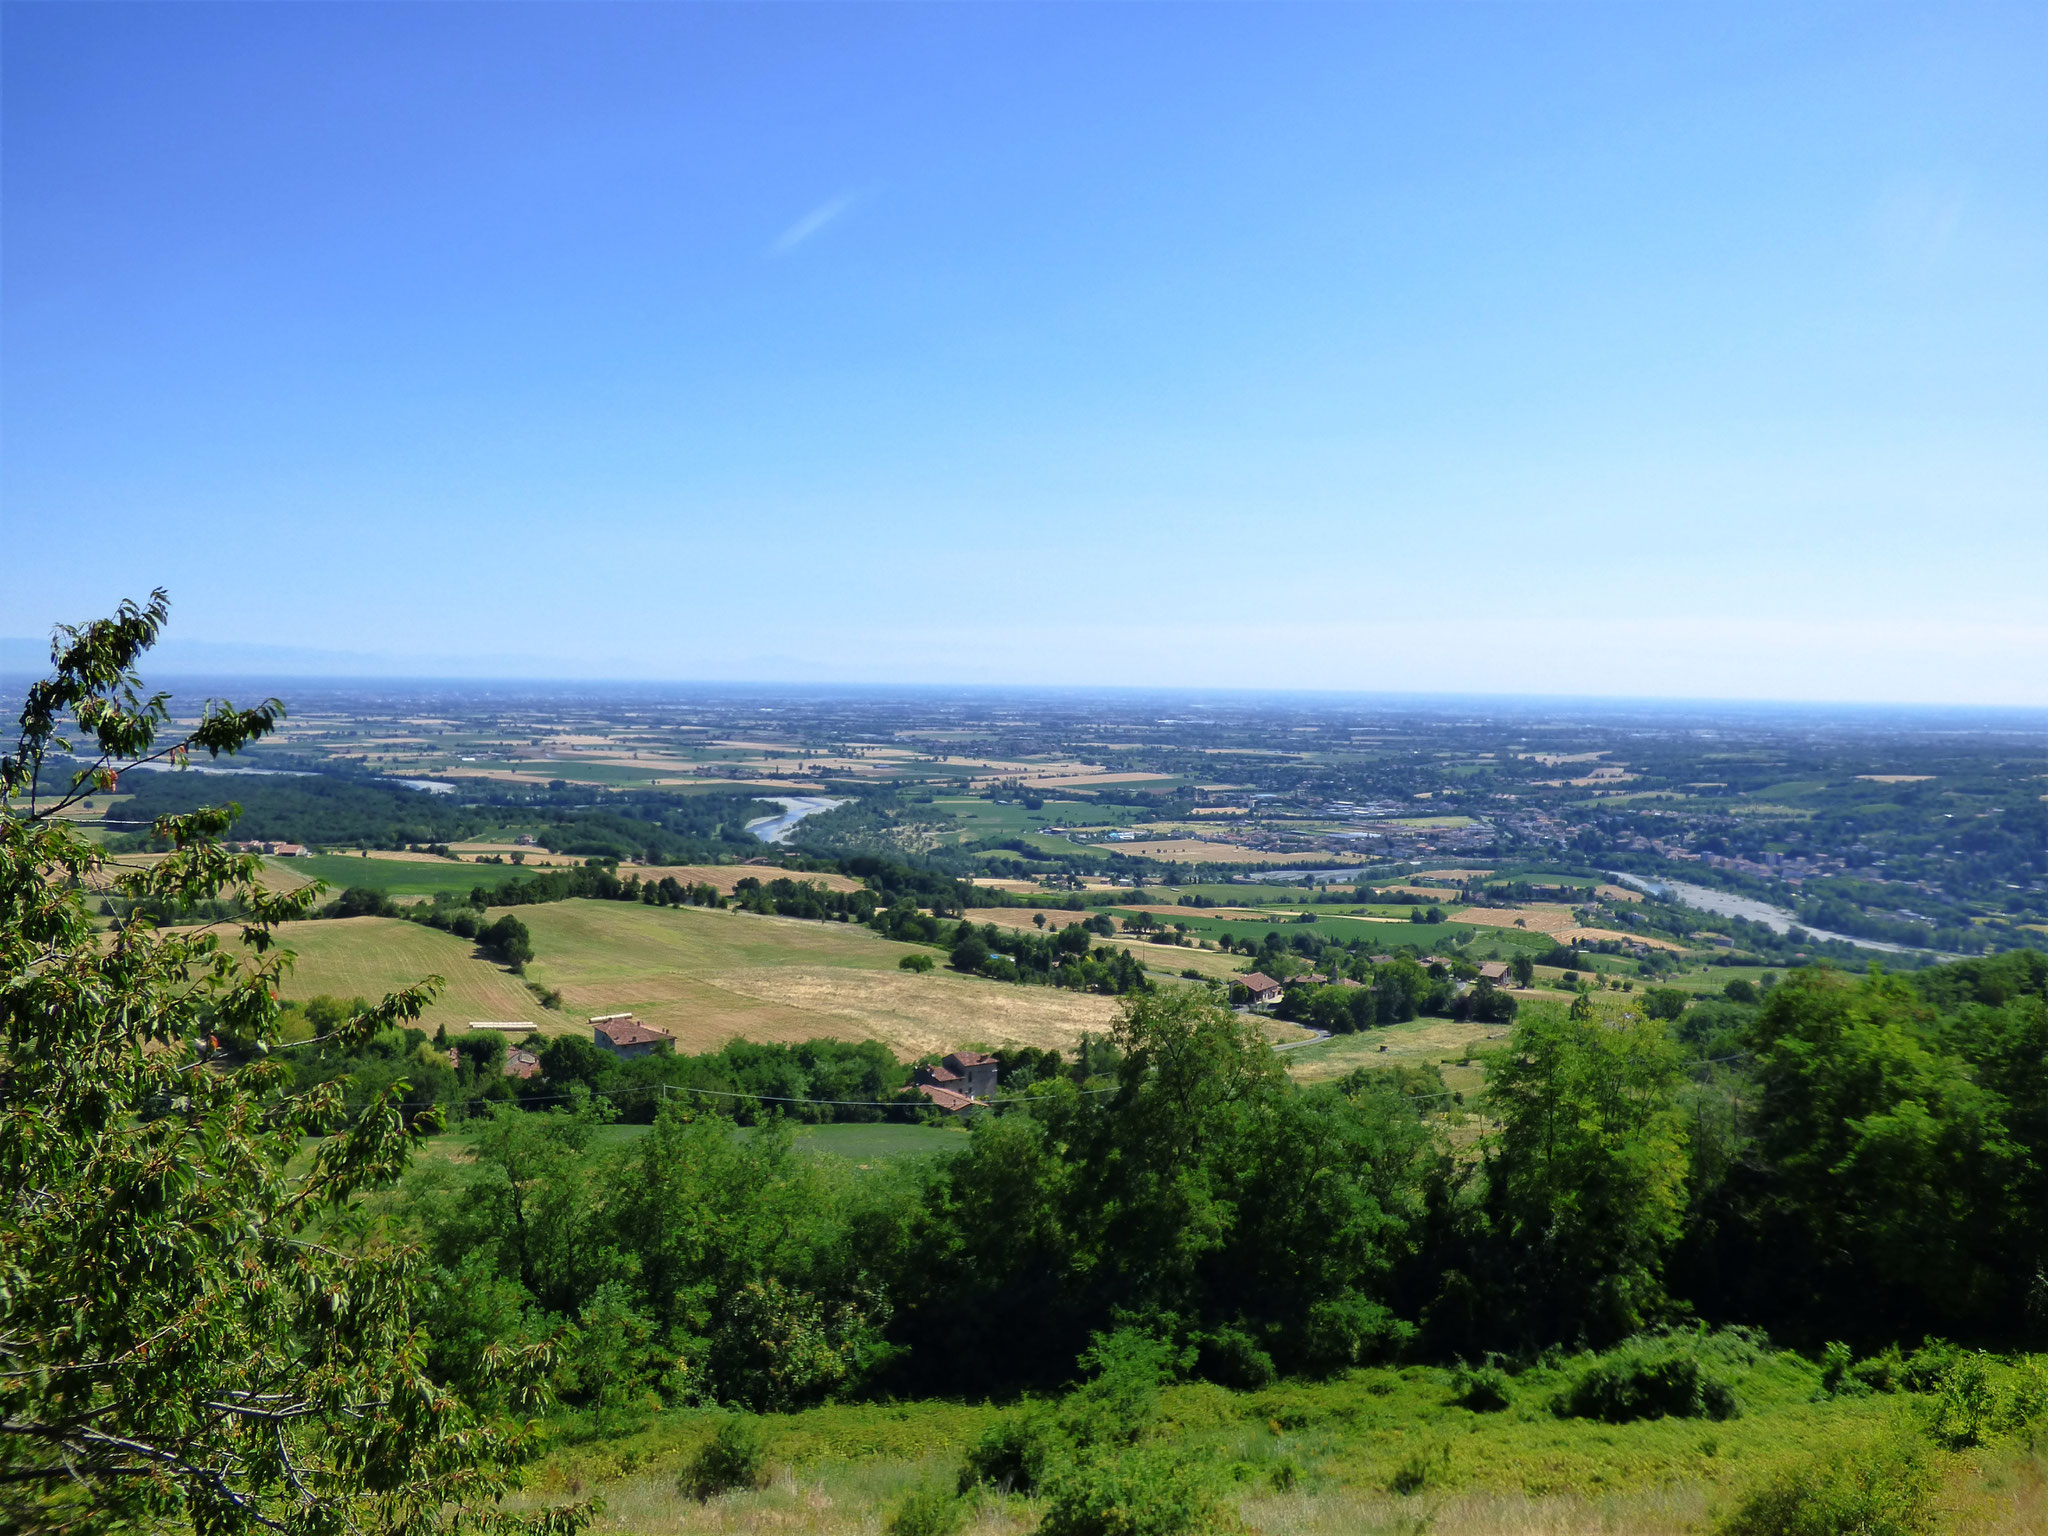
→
(746, 795, 849, 845)
(1609, 872, 1918, 954)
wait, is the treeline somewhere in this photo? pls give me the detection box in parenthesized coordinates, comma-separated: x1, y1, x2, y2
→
(105, 770, 487, 848)
(373, 950, 2048, 1422)
(105, 770, 777, 863)
(270, 1007, 1121, 1130)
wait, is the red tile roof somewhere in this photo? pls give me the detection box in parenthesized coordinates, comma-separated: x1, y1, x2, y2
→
(592, 1018, 673, 1049)
(916, 1084, 976, 1113)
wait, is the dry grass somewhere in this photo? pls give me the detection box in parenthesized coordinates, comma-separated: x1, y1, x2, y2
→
(1453, 906, 1688, 951)
(256, 900, 1119, 1056)
(513, 901, 1116, 1058)
(1559, 925, 1684, 950)
(698, 966, 1119, 1059)
(1449, 906, 1580, 934)
(1236, 1485, 1712, 1535)
(86, 850, 317, 898)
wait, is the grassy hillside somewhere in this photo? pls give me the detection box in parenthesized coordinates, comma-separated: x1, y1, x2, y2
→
(516, 899, 1121, 1056)
(510, 1351, 2047, 1535)
(271, 916, 544, 1031)
(271, 898, 1122, 1056)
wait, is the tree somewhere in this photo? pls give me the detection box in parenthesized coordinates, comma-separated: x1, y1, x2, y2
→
(0, 593, 584, 1534)
(1481, 1005, 1689, 1345)
(480, 912, 535, 968)
(950, 924, 991, 973)
(1510, 953, 1535, 988)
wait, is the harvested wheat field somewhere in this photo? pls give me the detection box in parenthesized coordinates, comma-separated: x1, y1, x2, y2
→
(1561, 925, 1686, 951)
(629, 863, 868, 895)
(1453, 904, 1580, 933)
(261, 900, 1115, 1056)
(514, 900, 1112, 1057)
(1453, 905, 1688, 952)
(89, 850, 316, 898)
(699, 967, 1118, 1058)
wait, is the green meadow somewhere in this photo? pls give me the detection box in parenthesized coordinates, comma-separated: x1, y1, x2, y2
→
(280, 852, 504, 898)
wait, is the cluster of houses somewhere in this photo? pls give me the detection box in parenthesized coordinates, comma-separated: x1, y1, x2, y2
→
(229, 839, 310, 857)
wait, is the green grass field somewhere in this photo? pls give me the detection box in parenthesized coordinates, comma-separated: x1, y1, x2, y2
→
(508, 1346, 2047, 1536)
(283, 853, 501, 898)
(271, 915, 544, 1031)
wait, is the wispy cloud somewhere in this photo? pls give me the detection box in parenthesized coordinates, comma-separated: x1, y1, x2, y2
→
(771, 191, 858, 255)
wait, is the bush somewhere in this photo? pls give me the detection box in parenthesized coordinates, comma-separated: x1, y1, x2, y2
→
(887, 1483, 963, 1536)
(1898, 1338, 1964, 1392)
(1917, 1349, 2044, 1449)
(1451, 1363, 1513, 1412)
(1642, 986, 1690, 1021)
(678, 1414, 767, 1500)
(1386, 1438, 1450, 1495)
(1193, 1327, 1275, 1391)
(899, 953, 935, 973)
(1038, 1446, 1224, 1536)
(958, 1403, 1065, 1495)
(1557, 1334, 1740, 1423)
(1717, 1437, 1937, 1536)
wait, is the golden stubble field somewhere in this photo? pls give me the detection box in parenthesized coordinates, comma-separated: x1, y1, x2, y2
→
(268, 900, 1118, 1057)
(630, 864, 868, 895)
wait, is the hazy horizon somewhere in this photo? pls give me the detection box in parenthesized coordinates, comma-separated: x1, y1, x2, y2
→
(5, 4, 2045, 704)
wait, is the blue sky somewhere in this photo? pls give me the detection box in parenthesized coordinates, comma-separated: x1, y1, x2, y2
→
(4, 3, 2044, 703)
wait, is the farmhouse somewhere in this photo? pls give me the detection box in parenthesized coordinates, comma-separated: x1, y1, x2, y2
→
(503, 1047, 542, 1080)
(1477, 961, 1511, 984)
(916, 1084, 977, 1116)
(913, 1050, 999, 1102)
(1237, 972, 1283, 1006)
(590, 1013, 674, 1059)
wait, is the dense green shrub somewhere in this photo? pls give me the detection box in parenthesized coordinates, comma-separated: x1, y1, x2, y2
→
(677, 1414, 767, 1500)
(1193, 1327, 1275, 1391)
(1386, 1438, 1451, 1495)
(1450, 1363, 1513, 1412)
(1037, 1446, 1224, 1536)
(886, 1483, 963, 1536)
(958, 1404, 1065, 1495)
(1556, 1333, 1741, 1423)
(1717, 1437, 1937, 1536)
